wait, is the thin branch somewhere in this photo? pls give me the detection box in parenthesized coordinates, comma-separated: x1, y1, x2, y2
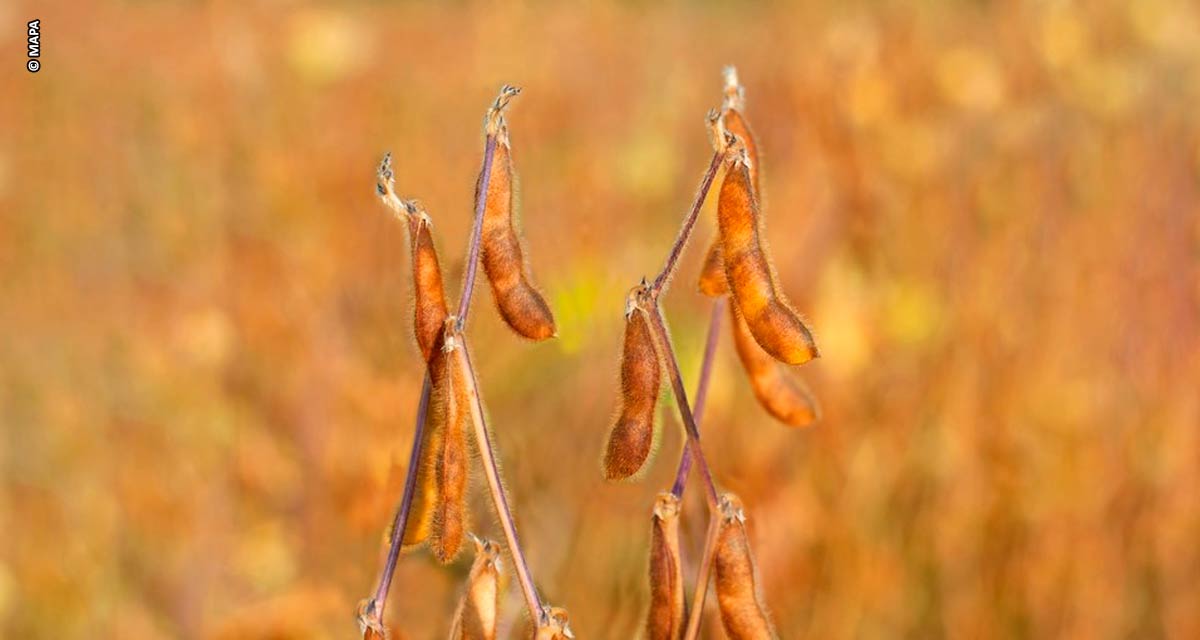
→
(683, 508, 723, 640)
(453, 336, 544, 622)
(639, 296, 719, 508)
(457, 84, 519, 329)
(363, 85, 518, 630)
(649, 149, 723, 298)
(365, 372, 432, 623)
(671, 297, 725, 498)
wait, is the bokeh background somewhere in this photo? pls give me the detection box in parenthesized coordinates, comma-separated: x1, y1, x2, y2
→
(3, 1, 1199, 638)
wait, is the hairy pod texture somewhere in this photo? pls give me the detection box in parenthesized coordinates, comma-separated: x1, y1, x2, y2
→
(411, 211, 451, 363)
(480, 119, 557, 341)
(713, 495, 777, 640)
(400, 386, 441, 549)
(699, 71, 758, 299)
(698, 240, 729, 297)
(430, 326, 471, 563)
(730, 303, 820, 427)
(603, 295, 662, 480)
(717, 154, 818, 366)
(646, 493, 685, 640)
(397, 336, 453, 550)
(448, 537, 503, 640)
(534, 607, 575, 640)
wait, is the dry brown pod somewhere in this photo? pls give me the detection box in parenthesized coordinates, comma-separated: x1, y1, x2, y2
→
(480, 87, 557, 341)
(713, 495, 777, 640)
(721, 66, 760, 195)
(410, 207, 451, 363)
(399, 210, 452, 550)
(430, 321, 471, 563)
(730, 302, 820, 427)
(717, 149, 818, 366)
(534, 607, 575, 640)
(448, 536, 503, 640)
(646, 493, 685, 640)
(698, 66, 758, 300)
(602, 288, 662, 480)
(398, 394, 441, 549)
(697, 240, 729, 297)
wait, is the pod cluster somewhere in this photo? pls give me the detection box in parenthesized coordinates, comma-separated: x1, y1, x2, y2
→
(699, 68, 822, 427)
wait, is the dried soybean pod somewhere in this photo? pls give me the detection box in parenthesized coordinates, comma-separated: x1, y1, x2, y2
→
(480, 87, 557, 341)
(602, 289, 662, 480)
(698, 68, 758, 300)
(713, 495, 777, 640)
(430, 322, 471, 563)
(411, 207, 451, 363)
(448, 536, 503, 640)
(697, 239, 729, 297)
(534, 607, 575, 640)
(646, 493, 685, 640)
(721, 66, 760, 195)
(397, 388, 441, 549)
(718, 149, 818, 366)
(730, 303, 820, 427)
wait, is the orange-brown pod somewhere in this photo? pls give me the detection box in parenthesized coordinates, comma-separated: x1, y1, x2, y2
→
(646, 493, 685, 640)
(430, 325, 471, 563)
(697, 239, 729, 297)
(717, 152, 818, 366)
(730, 303, 820, 427)
(480, 117, 557, 341)
(410, 210, 450, 363)
(399, 378, 442, 549)
(713, 495, 777, 640)
(602, 294, 662, 481)
(448, 536, 503, 640)
(721, 67, 760, 196)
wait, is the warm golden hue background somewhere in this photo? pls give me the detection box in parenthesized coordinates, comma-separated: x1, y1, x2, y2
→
(3, 1, 1199, 638)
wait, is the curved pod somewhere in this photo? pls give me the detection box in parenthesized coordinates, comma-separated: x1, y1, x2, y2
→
(717, 155, 818, 365)
(480, 131, 557, 341)
(730, 303, 820, 427)
(602, 302, 661, 480)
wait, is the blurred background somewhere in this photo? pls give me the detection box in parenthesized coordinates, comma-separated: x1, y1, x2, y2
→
(2, 1, 1198, 638)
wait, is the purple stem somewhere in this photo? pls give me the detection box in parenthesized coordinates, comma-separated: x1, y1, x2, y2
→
(671, 297, 725, 498)
(367, 127, 502, 624)
(645, 304, 719, 507)
(650, 151, 723, 296)
(456, 135, 498, 329)
(369, 372, 431, 617)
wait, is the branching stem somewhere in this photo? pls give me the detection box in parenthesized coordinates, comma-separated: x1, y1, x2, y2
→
(649, 150, 723, 298)
(363, 85, 520, 631)
(454, 338, 544, 622)
(671, 297, 725, 498)
(641, 300, 719, 509)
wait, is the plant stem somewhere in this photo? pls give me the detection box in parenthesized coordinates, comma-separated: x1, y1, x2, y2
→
(367, 372, 431, 620)
(671, 297, 725, 498)
(456, 134, 497, 329)
(683, 512, 723, 640)
(364, 86, 516, 628)
(650, 150, 724, 298)
(642, 303, 719, 509)
(454, 338, 544, 622)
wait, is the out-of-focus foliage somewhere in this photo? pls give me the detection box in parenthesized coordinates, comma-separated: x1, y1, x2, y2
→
(2, 1, 1198, 638)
